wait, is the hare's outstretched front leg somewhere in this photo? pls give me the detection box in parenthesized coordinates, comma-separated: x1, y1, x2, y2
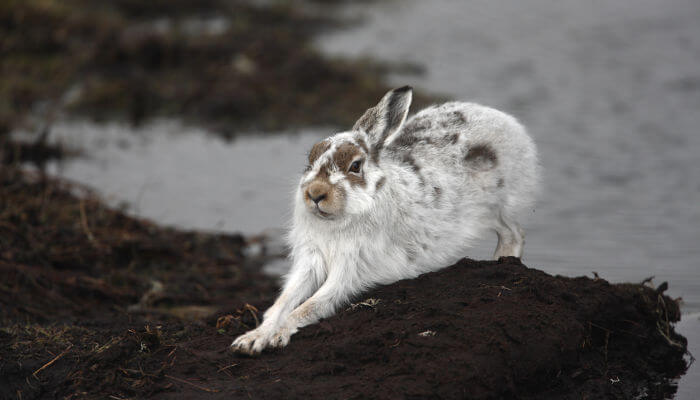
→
(272, 268, 355, 346)
(231, 249, 324, 355)
(232, 263, 355, 355)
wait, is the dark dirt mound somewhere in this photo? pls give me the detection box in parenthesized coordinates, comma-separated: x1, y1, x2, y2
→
(224, 258, 688, 399)
(0, 168, 689, 399)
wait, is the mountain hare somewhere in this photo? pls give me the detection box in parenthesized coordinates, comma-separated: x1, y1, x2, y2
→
(232, 86, 539, 354)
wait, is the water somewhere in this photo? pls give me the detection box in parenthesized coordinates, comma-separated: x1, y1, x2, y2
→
(19, 0, 700, 395)
(676, 313, 700, 399)
(36, 120, 326, 234)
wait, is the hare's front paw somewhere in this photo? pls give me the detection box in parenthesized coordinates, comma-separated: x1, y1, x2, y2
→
(231, 326, 274, 355)
(231, 325, 293, 355)
(268, 325, 293, 348)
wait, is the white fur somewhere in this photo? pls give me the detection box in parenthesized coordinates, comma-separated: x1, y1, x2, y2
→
(232, 87, 540, 354)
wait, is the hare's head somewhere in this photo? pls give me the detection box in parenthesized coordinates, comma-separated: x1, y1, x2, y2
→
(299, 86, 412, 220)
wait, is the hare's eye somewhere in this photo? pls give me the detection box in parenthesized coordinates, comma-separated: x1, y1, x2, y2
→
(349, 160, 362, 174)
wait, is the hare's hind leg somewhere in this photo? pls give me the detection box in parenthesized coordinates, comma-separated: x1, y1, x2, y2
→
(492, 210, 524, 259)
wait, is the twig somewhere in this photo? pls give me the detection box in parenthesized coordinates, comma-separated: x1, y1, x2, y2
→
(479, 284, 511, 291)
(656, 321, 685, 348)
(479, 284, 511, 297)
(165, 374, 220, 393)
(242, 303, 259, 327)
(347, 298, 381, 311)
(217, 363, 239, 372)
(79, 199, 98, 246)
(655, 293, 685, 348)
(33, 344, 73, 377)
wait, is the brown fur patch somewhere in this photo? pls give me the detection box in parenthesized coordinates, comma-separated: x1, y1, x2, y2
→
(307, 181, 331, 202)
(402, 153, 425, 186)
(315, 162, 330, 179)
(465, 144, 498, 170)
(391, 132, 420, 148)
(442, 111, 466, 127)
(303, 166, 347, 217)
(375, 176, 386, 191)
(303, 157, 348, 216)
(347, 173, 365, 187)
(402, 153, 421, 174)
(390, 122, 461, 151)
(308, 140, 331, 165)
(333, 143, 366, 187)
(333, 143, 362, 170)
(402, 117, 432, 136)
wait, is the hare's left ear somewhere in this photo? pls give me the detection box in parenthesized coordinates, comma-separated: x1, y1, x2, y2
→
(353, 86, 412, 159)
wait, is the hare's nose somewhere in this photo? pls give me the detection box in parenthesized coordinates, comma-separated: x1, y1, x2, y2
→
(307, 182, 330, 204)
(307, 191, 327, 204)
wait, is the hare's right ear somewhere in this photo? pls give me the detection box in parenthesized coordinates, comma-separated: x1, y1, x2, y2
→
(353, 86, 412, 159)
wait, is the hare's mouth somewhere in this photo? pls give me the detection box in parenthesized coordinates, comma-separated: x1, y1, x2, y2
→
(313, 206, 333, 219)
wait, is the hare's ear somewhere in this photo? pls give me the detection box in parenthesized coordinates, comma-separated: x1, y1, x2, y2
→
(353, 86, 412, 158)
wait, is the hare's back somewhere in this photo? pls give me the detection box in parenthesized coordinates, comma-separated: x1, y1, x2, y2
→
(388, 101, 534, 167)
(386, 101, 539, 212)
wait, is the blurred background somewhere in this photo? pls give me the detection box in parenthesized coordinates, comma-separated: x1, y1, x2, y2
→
(3, 0, 699, 396)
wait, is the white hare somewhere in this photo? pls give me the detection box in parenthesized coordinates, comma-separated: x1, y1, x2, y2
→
(232, 86, 539, 354)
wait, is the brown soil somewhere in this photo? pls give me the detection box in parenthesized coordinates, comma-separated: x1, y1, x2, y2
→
(0, 167, 689, 399)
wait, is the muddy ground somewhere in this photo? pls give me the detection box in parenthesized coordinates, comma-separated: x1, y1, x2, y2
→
(0, 166, 690, 399)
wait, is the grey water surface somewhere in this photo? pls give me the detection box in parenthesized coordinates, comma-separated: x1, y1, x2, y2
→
(36, 120, 326, 234)
(24, 0, 700, 396)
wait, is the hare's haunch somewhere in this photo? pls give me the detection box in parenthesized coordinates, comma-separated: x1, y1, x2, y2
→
(232, 86, 540, 354)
